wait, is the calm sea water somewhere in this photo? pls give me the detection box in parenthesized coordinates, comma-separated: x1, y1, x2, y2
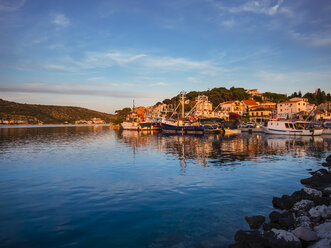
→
(0, 126, 330, 248)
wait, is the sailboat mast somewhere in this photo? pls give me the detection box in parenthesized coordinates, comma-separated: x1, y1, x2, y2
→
(181, 92, 185, 120)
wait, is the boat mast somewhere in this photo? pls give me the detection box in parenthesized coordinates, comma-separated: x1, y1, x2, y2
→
(180, 91, 185, 120)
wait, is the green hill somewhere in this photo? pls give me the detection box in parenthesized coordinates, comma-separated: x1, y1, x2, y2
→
(0, 99, 114, 124)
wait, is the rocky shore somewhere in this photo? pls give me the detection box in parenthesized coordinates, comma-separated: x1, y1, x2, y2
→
(229, 155, 331, 248)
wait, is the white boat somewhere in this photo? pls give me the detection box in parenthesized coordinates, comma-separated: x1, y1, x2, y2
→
(121, 121, 140, 130)
(224, 128, 241, 135)
(263, 120, 323, 136)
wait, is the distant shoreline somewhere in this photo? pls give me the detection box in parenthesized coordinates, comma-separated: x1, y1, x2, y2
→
(0, 124, 111, 129)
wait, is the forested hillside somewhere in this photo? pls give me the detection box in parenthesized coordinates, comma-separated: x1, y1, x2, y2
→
(0, 99, 114, 124)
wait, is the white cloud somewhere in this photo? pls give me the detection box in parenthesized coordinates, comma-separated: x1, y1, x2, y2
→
(257, 70, 331, 93)
(51, 13, 71, 27)
(43, 51, 227, 77)
(289, 31, 331, 48)
(187, 77, 201, 83)
(0, 83, 152, 99)
(44, 64, 70, 71)
(0, 0, 25, 11)
(221, 19, 236, 28)
(151, 82, 167, 86)
(257, 71, 285, 82)
(214, 0, 284, 16)
(104, 52, 147, 65)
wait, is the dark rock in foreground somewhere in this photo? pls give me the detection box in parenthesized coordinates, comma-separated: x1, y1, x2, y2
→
(229, 155, 331, 248)
(245, 215, 265, 229)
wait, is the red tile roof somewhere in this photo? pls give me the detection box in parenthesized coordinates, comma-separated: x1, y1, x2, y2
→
(242, 100, 258, 106)
(222, 100, 236, 104)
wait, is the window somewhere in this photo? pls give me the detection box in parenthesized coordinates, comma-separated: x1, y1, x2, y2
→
(298, 103, 300, 105)
(285, 123, 289, 128)
(261, 112, 263, 116)
(298, 108, 300, 111)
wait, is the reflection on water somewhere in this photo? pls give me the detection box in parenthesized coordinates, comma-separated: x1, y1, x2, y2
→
(117, 130, 329, 165)
(0, 127, 330, 248)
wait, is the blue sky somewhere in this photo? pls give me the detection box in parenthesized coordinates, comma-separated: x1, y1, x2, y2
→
(0, 0, 331, 113)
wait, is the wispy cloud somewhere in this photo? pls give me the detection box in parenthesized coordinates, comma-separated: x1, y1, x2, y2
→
(0, 0, 25, 11)
(0, 84, 152, 99)
(151, 82, 167, 86)
(289, 31, 331, 48)
(42, 51, 228, 77)
(51, 13, 71, 28)
(221, 19, 236, 28)
(257, 70, 331, 93)
(214, 0, 284, 16)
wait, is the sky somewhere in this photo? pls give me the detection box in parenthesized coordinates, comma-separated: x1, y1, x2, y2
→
(0, 0, 331, 113)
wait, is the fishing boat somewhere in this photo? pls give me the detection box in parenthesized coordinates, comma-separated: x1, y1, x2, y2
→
(161, 120, 205, 134)
(121, 116, 161, 131)
(262, 120, 323, 136)
(121, 100, 161, 131)
(161, 92, 204, 134)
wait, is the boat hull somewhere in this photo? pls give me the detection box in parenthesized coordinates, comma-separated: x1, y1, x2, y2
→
(161, 123, 204, 134)
(121, 122, 140, 130)
(121, 122, 161, 131)
(262, 127, 323, 136)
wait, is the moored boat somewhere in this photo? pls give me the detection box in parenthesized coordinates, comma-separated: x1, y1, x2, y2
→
(262, 120, 323, 136)
(161, 120, 204, 134)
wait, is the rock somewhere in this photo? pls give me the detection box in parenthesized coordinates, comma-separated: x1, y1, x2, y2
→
(262, 229, 302, 248)
(309, 205, 330, 219)
(271, 228, 301, 242)
(263, 222, 282, 231)
(292, 200, 315, 212)
(268, 211, 295, 230)
(231, 230, 266, 248)
(326, 154, 331, 162)
(279, 215, 295, 230)
(311, 196, 331, 206)
(301, 172, 331, 188)
(322, 187, 331, 195)
(269, 211, 282, 222)
(322, 162, 330, 167)
(290, 189, 330, 206)
(304, 187, 322, 197)
(295, 215, 312, 228)
(292, 226, 318, 241)
(273, 195, 296, 210)
(314, 222, 331, 239)
(307, 238, 331, 248)
(245, 215, 265, 229)
(234, 230, 247, 242)
(309, 169, 328, 176)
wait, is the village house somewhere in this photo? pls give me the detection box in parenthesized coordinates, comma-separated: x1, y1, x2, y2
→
(277, 97, 315, 119)
(194, 95, 213, 118)
(249, 107, 273, 122)
(260, 101, 276, 109)
(249, 108, 272, 117)
(241, 100, 259, 114)
(245, 89, 264, 100)
(219, 100, 245, 115)
(91, 118, 105, 124)
(315, 102, 331, 120)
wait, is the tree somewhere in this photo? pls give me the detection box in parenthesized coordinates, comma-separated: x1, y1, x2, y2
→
(113, 107, 132, 124)
(298, 91, 302, 97)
